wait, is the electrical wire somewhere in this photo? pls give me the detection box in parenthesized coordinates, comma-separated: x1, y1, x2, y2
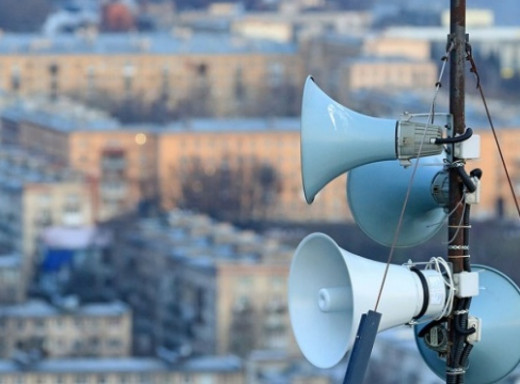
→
(426, 257, 456, 320)
(374, 45, 453, 312)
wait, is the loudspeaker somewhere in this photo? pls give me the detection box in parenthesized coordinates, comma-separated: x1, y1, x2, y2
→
(288, 232, 447, 368)
(347, 156, 448, 247)
(415, 264, 520, 384)
(301, 76, 444, 203)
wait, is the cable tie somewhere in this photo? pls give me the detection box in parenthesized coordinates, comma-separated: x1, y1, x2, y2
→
(448, 245, 469, 251)
(446, 368, 466, 375)
(448, 225, 472, 229)
(453, 309, 469, 315)
(448, 254, 470, 259)
(446, 161, 465, 169)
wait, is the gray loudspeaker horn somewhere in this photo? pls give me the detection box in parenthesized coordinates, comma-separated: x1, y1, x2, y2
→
(301, 76, 444, 203)
(415, 264, 520, 384)
(288, 232, 448, 369)
(347, 156, 448, 247)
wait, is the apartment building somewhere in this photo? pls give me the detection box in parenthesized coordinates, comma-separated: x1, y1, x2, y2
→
(0, 32, 303, 118)
(36, 225, 113, 302)
(339, 36, 437, 92)
(158, 118, 349, 222)
(471, 128, 520, 220)
(0, 102, 350, 222)
(0, 102, 158, 222)
(0, 145, 93, 295)
(107, 210, 297, 358)
(0, 300, 131, 359)
(0, 254, 24, 304)
(0, 355, 244, 384)
(340, 56, 438, 91)
(3, 97, 520, 222)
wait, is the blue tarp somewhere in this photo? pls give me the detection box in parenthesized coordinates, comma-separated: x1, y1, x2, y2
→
(41, 249, 75, 272)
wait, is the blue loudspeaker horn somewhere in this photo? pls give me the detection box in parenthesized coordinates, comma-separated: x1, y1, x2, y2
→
(415, 265, 520, 384)
(346, 156, 448, 247)
(300, 76, 444, 204)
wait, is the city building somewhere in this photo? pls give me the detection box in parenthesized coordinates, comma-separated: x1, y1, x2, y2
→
(0, 32, 303, 118)
(0, 101, 158, 222)
(339, 56, 438, 92)
(382, 26, 520, 79)
(0, 300, 131, 359)
(0, 253, 24, 304)
(0, 103, 350, 222)
(158, 118, 349, 222)
(107, 210, 298, 358)
(2, 99, 519, 223)
(471, 128, 520, 220)
(0, 144, 93, 296)
(36, 225, 113, 302)
(0, 355, 244, 384)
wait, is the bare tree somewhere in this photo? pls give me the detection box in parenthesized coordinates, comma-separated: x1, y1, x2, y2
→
(177, 155, 281, 223)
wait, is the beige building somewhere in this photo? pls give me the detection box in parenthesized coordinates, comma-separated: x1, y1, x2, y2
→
(2, 99, 520, 223)
(158, 118, 349, 222)
(363, 37, 432, 61)
(0, 104, 351, 223)
(470, 128, 520, 220)
(0, 300, 131, 359)
(1, 102, 157, 222)
(0, 32, 303, 118)
(340, 56, 438, 91)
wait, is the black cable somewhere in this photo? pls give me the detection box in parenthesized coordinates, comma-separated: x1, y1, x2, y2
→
(455, 167, 476, 193)
(417, 318, 447, 338)
(459, 343, 474, 369)
(434, 127, 473, 144)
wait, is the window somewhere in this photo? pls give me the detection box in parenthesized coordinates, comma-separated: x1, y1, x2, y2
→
(75, 374, 87, 384)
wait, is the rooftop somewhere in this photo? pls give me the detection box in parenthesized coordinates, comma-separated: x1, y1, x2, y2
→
(0, 355, 242, 373)
(0, 32, 297, 56)
(0, 300, 129, 318)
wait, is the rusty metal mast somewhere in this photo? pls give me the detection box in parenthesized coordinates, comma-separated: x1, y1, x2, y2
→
(447, 0, 471, 383)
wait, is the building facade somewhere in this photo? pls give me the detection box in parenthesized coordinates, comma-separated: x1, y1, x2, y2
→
(107, 210, 297, 358)
(0, 356, 244, 384)
(0, 32, 304, 118)
(0, 300, 131, 359)
(0, 145, 93, 297)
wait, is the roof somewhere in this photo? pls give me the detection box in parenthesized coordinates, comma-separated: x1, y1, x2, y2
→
(162, 117, 300, 133)
(0, 355, 242, 373)
(0, 32, 297, 56)
(382, 26, 520, 43)
(41, 226, 110, 249)
(0, 300, 129, 318)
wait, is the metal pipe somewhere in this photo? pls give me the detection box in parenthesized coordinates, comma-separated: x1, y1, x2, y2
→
(447, 1, 471, 383)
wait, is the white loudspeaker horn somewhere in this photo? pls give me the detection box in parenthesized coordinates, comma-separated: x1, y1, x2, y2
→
(415, 264, 520, 384)
(347, 156, 448, 247)
(301, 76, 445, 204)
(288, 232, 447, 368)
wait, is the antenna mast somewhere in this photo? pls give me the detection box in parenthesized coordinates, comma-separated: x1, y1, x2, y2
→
(447, 0, 471, 382)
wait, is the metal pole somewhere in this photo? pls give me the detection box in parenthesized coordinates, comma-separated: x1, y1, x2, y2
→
(447, 0, 470, 383)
